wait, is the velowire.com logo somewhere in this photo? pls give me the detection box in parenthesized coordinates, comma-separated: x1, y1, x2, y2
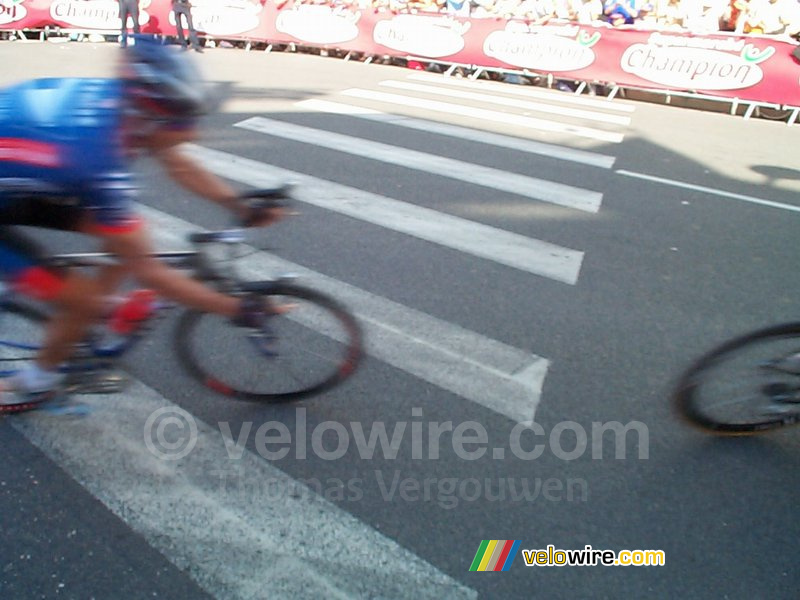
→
(469, 540, 520, 572)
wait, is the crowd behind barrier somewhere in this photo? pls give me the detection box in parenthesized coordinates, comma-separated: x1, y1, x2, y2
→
(285, 0, 800, 39)
(1, 0, 798, 116)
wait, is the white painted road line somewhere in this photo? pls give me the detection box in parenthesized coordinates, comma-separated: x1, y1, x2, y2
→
(187, 144, 585, 285)
(617, 169, 800, 214)
(339, 89, 625, 144)
(378, 80, 632, 126)
(11, 382, 477, 600)
(407, 72, 637, 113)
(295, 99, 616, 169)
(141, 201, 551, 424)
(235, 117, 603, 212)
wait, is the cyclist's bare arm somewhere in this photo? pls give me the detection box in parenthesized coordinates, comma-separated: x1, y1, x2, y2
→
(146, 128, 243, 212)
(141, 129, 288, 226)
(100, 225, 239, 317)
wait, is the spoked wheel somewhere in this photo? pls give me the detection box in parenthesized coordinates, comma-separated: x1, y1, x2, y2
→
(175, 283, 362, 402)
(674, 323, 800, 435)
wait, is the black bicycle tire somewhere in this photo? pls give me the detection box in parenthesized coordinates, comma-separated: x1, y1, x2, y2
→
(0, 296, 50, 414)
(674, 322, 800, 435)
(0, 295, 49, 323)
(175, 283, 362, 402)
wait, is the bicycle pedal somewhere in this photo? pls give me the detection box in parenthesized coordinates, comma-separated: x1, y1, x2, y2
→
(65, 371, 130, 394)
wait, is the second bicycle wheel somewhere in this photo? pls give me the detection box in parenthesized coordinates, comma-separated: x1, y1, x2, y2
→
(175, 283, 362, 402)
(674, 323, 800, 434)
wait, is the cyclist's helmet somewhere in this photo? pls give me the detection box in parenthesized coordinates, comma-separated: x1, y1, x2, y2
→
(121, 35, 208, 124)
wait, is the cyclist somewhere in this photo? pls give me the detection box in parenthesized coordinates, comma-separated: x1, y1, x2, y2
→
(0, 35, 283, 409)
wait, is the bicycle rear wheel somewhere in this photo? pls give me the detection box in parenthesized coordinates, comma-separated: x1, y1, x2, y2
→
(175, 283, 362, 402)
(674, 323, 800, 434)
(0, 297, 49, 413)
(0, 296, 46, 377)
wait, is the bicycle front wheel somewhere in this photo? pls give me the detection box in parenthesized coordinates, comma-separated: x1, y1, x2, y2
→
(175, 283, 362, 402)
(674, 323, 800, 434)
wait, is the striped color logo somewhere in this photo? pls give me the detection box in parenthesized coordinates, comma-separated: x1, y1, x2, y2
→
(469, 540, 520, 572)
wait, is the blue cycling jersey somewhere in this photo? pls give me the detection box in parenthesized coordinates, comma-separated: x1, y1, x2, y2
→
(0, 77, 139, 233)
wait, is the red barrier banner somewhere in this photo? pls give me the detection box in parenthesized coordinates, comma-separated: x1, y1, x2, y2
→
(2, 0, 798, 106)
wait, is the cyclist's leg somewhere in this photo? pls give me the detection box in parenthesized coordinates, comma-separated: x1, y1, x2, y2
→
(0, 198, 113, 372)
(0, 227, 106, 368)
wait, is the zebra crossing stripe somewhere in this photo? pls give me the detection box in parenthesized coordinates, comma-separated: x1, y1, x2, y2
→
(377, 80, 632, 126)
(234, 116, 604, 212)
(406, 72, 637, 113)
(140, 201, 551, 425)
(295, 99, 616, 169)
(10, 381, 478, 600)
(185, 144, 585, 285)
(339, 89, 625, 144)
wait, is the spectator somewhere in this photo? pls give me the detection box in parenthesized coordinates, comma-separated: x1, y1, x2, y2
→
(718, 0, 744, 31)
(778, 0, 800, 38)
(172, 0, 204, 53)
(118, 0, 140, 48)
(515, 0, 556, 21)
(575, 0, 604, 23)
(603, 0, 652, 25)
(740, 0, 785, 34)
(446, 0, 472, 15)
(678, 0, 726, 32)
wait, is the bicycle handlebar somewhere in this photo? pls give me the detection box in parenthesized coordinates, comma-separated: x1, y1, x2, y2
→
(238, 184, 294, 226)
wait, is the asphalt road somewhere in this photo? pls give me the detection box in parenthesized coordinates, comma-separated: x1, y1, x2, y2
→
(1, 39, 799, 599)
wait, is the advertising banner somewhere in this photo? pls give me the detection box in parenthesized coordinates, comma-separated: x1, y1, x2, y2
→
(2, 0, 797, 105)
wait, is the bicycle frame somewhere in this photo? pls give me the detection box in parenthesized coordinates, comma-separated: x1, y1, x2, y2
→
(0, 230, 255, 383)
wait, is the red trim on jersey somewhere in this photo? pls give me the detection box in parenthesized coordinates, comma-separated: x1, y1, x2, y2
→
(0, 138, 62, 168)
(12, 267, 65, 301)
(82, 216, 144, 236)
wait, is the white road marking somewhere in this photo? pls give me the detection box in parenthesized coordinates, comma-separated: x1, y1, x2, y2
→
(10, 382, 478, 600)
(141, 201, 551, 425)
(406, 72, 637, 113)
(235, 117, 603, 212)
(339, 89, 625, 144)
(617, 169, 800, 214)
(378, 80, 632, 126)
(186, 143, 586, 285)
(295, 98, 616, 169)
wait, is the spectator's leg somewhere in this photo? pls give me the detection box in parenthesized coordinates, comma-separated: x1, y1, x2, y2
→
(131, 0, 140, 35)
(175, 9, 187, 47)
(183, 8, 202, 52)
(118, 0, 128, 47)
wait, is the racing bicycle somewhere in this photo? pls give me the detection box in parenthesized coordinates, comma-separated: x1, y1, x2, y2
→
(674, 323, 800, 435)
(0, 186, 362, 414)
